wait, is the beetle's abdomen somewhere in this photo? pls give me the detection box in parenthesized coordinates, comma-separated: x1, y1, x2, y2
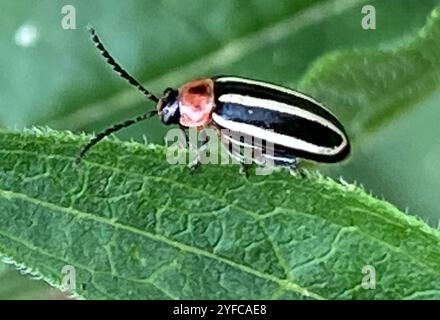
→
(213, 76, 350, 163)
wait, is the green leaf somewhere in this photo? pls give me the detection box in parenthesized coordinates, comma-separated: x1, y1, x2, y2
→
(299, 5, 440, 141)
(299, 2, 440, 224)
(3, 0, 338, 298)
(2, 0, 440, 300)
(2, 129, 440, 299)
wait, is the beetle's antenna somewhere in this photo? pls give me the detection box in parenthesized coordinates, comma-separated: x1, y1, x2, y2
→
(75, 109, 158, 164)
(87, 26, 159, 103)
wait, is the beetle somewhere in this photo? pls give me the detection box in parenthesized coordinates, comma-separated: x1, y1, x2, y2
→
(76, 27, 350, 169)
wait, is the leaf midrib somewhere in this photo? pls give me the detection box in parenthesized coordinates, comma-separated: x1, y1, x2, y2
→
(0, 189, 323, 300)
(3, 147, 440, 280)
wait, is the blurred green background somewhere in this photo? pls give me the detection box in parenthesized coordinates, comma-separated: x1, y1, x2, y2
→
(1, 0, 439, 299)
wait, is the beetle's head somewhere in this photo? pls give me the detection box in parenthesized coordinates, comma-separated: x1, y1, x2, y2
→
(157, 87, 180, 125)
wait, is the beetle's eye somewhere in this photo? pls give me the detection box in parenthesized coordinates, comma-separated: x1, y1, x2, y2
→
(160, 100, 180, 125)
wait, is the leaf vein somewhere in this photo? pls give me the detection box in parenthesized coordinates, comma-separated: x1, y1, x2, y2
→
(0, 188, 324, 300)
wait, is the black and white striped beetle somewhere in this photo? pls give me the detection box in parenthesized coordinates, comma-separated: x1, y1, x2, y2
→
(77, 27, 350, 168)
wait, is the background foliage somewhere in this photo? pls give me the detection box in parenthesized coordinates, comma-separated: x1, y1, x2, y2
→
(0, 0, 439, 298)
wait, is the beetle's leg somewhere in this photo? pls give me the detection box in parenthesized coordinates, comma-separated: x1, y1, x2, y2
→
(224, 141, 253, 177)
(178, 126, 199, 170)
(282, 156, 297, 170)
(282, 158, 306, 177)
(287, 159, 298, 175)
(239, 162, 253, 178)
(179, 125, 191, 150)
(262, 149, 300, 176)
(187, 130, 210, 171)
(187, 141, 209, 171)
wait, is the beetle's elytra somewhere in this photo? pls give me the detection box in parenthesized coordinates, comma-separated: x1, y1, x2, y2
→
(77, 27, 350, 169)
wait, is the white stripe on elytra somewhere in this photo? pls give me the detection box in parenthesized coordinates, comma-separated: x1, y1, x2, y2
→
(222, 140, 266, 166)
(218, 93, 347, 145)
(262, 153, 296, 164)
(221, 132, 294, 163)
(212, 113, 346, 156)
(216, 76, 335, 114)
(221, 132, 263, 150)
(222, 135, 294, 165)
